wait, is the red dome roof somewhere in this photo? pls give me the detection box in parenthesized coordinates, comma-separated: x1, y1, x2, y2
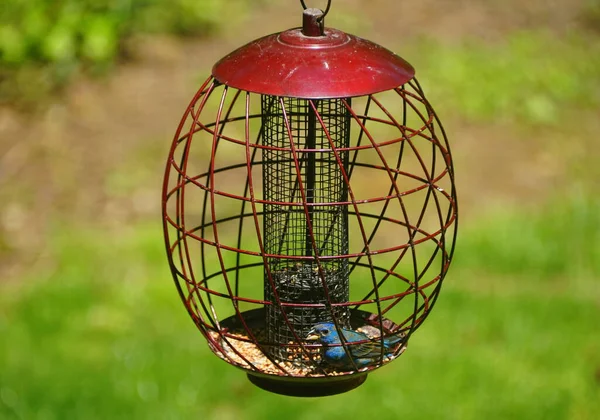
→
(212, 27, 415, 99)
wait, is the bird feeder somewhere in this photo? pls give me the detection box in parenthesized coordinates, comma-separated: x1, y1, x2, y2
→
(162, 1, 457, 397)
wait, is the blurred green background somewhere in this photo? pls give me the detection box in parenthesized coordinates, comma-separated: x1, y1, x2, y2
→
(1, 0, 599, 418)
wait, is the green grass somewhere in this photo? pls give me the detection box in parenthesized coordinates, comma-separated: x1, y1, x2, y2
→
(1, 195, 599, 419)
(456, 192, 600, 278)
(410, 31, 600, 124)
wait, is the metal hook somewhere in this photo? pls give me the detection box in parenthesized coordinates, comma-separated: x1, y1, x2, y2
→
(300, 0, 331, 21)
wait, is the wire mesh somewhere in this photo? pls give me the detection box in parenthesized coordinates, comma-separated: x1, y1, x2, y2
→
(262, 96, 351, 361)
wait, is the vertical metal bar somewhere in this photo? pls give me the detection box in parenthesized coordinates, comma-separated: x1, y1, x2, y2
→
(305, 100, 317, 257)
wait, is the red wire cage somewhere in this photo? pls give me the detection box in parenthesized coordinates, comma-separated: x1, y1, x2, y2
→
(162, 6, 457, 397)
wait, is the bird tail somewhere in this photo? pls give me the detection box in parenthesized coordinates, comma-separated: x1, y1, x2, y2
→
(383, 333, 405, 348)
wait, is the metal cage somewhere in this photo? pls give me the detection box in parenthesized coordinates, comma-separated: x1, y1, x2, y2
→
(162, 7, 457, 397)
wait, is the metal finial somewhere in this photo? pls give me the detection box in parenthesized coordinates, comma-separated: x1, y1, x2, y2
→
(302, 8, 325, 37)
(300, 0, 332, 21)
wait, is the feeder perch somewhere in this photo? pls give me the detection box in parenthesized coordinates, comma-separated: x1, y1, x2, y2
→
(162, 1, 457, 397)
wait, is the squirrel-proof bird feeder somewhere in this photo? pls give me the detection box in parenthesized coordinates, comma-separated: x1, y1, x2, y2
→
(162, 2, 457, 397)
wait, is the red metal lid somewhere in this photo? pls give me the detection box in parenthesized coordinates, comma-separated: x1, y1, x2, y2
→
(212, 16, 415, 99)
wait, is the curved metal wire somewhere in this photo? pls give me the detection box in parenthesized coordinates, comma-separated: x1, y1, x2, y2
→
(300, 0, 331, 20)
(162, 78, 457, 382)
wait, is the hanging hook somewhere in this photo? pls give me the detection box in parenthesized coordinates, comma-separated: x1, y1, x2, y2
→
(300, 0, 331, 22)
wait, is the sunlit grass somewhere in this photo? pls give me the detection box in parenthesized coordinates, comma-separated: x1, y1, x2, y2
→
(1, 194, 599, 419)
(456, 191, 600, 279)
(408, 31, 600, 124)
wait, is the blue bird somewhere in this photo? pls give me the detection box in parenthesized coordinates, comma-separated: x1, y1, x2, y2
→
(306, 322, 404, 369)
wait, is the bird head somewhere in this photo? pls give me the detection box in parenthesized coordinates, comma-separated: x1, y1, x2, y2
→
(306, 322, 338, 344)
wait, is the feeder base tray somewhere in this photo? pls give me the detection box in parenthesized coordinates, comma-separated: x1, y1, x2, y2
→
(247, 372, 367, 397)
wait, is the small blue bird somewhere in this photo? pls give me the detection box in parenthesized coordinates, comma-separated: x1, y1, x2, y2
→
(306, 322, 404, 369)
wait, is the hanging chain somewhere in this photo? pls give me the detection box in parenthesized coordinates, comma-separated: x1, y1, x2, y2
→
(300, 0, 331, 21)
